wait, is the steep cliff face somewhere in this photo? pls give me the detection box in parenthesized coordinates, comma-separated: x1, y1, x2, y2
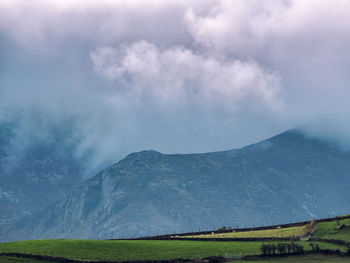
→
(0, 121, 95, 234)
(3, 129, 350, 241)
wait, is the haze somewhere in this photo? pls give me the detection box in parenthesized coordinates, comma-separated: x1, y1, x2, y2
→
(1, 0, 350, 168)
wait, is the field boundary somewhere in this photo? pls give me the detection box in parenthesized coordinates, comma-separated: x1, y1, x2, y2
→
(2, 250, 349, 263)
(134, 236, 350, 247)
(137, 237, 300, 242)
(130, 214, 350, 240)
(243, 249, 349, 260)
(0, 253, 226, 263)
(309, 238, 350, 247)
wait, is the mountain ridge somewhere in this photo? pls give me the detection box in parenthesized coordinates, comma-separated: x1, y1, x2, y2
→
(2, 128, 350, 241)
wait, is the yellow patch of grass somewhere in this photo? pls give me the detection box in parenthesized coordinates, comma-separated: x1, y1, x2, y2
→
(183, 225, 308, 239)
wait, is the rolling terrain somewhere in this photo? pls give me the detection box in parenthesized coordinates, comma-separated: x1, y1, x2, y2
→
(0, 239, 345, 261)
(313, 217, 350, 241)
(1, 216, 350, 262)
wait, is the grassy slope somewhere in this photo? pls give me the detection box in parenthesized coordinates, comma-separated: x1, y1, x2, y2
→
(181, 217, 350, 241)
(0, 239, 345, 261)
(314, 218, 350, 242)
(2, 255, 350, 263)
(1, 216, 349, 262)
(183, 226, 306, 238)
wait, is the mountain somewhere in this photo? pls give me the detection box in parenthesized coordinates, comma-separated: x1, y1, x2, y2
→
(0, 120, 95, 235)
(2, 129, 350, 241)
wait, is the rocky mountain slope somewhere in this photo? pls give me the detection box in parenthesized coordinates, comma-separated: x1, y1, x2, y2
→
(3, 129, 350, 241)
(0, 120, 95, 234)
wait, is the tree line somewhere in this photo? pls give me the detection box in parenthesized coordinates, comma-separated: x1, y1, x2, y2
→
(261, 242, 305, 256)
(261, 242, 350, 257)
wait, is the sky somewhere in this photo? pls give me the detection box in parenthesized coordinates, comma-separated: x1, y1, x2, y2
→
(1, 0, 350, 167)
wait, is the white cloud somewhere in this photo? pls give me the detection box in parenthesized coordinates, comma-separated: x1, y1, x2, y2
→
(91, 41, 283, 112)
(186, 0, 350, 57)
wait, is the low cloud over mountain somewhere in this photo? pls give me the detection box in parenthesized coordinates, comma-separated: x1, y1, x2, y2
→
(1, 0, 350, 162)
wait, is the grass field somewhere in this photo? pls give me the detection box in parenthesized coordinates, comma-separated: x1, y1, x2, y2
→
(314, 218, 350, 242)
(0, 239, 345, 261)
(1, 216, 349, 262)
(183, 226, 307, 239)
(1, 255, 350, 263)
(2, 254, 350, 263)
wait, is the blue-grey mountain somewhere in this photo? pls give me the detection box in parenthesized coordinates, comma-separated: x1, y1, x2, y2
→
(2, 129, 350, 241)
(0, 119, 95, 236)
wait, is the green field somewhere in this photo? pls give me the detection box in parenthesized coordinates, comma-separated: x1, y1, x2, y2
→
(183, 226, 307, 239)
(2, 254, 350, 263)
(314, 218, 350, 242)
(1, 216, 349, 262)
(0, 239, 345, 261)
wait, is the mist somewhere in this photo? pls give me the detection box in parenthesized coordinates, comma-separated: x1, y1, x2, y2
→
(1, 0, 350, 169)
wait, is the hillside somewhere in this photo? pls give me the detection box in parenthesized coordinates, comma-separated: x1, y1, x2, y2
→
(0, 120, 95, 236)
(313, 217, 350, 241)
(2, 129, 350, 241)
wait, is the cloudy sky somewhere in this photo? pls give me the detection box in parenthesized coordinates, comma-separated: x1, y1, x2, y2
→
(1, 0, 350, 165)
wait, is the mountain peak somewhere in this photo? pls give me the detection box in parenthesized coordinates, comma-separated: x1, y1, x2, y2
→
(124, 150, 162, 158)
(117, 150, 163, 165)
